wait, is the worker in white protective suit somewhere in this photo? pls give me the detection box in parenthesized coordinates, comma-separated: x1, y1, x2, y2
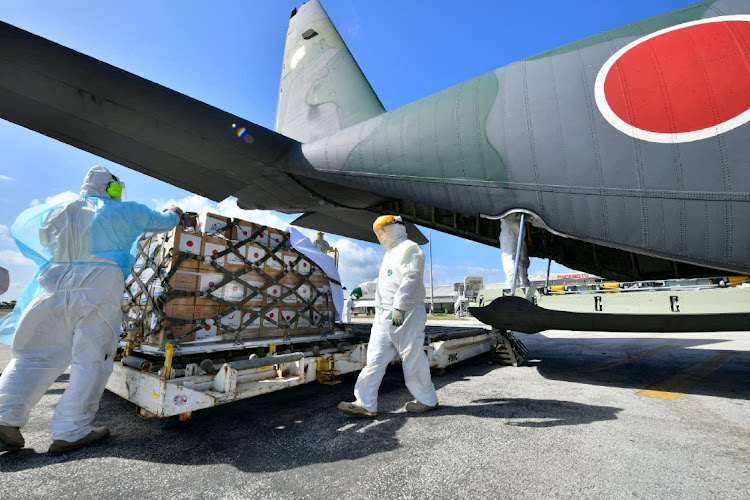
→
(313, 232, 332, 254)
(500, 214, 530, 289)
(338, 215, 438, 417)
(0, 166, 182, 454)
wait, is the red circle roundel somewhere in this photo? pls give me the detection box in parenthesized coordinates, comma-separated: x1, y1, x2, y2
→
(595, 16, 750, 143)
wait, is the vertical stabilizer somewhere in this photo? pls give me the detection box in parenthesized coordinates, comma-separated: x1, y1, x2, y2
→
(275, 1, 385, 143)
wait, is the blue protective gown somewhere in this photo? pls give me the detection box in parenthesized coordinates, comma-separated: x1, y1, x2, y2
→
(0, 195, 178, 441)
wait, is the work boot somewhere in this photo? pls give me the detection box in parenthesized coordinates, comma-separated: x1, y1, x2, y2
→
(337, 401, 376, 417)
(0, 425, 24, 451)
(48, 426, 110, 454)
(405, 401, 439, 414)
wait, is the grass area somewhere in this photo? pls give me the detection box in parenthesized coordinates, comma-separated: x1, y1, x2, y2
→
(427, 313, 468, 320)
(0, 308, 12, 314)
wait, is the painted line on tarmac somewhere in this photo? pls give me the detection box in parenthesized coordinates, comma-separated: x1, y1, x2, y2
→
(577, 344, 678, 372)
(637, 351, 738, 401)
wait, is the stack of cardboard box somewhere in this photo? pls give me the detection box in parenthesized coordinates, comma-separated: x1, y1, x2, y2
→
(122, 212, 335, 347)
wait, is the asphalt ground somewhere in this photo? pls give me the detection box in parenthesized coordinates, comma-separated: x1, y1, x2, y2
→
(1, 318, 749, 499)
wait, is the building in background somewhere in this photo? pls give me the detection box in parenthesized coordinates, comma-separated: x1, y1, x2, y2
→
(350, 272, 600, 316)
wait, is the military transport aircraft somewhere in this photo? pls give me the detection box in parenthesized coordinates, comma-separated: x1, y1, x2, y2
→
(0, 0, 748, 286)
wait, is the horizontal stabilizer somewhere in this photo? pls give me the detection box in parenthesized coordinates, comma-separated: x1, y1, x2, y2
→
(470, 296, 750, 334)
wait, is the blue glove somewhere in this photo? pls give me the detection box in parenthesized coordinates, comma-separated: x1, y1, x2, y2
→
(350, 287, 363, 298)
(391, 308, 405, 326)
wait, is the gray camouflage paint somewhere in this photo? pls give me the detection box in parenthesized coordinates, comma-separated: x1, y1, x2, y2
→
(284, 0, 750, 274)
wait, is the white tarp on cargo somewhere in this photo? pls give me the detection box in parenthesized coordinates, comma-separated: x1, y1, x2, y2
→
(288, 227, 343, 320)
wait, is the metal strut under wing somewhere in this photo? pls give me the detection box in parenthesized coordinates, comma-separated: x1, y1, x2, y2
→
(470, 296, 750, 334)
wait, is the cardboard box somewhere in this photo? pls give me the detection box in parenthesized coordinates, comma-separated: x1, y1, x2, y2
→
(193, 303, 220, 320)
(242, 311, 262, 330)
(281, 284, 301, 305)
(308, 270, 330, 288)
(136, 268, 155, 305)
(265, 283, 283, 303)
(254, 227, 270, 247)
(264, 251, 285, 275)
(200, 235, 227, 271)
(147, 269, 167, 300)
(164, 297, 196, 319)
(237, 311, 263, 340)
(161, 227, 202, 270)
(296, 283, 313, 303)
(296, 256, 313, 276)
(197, 272, 223, 293)
(281, 251, 299, 270)
(194, 322, 219, 341)
(121, 307, 142, 340)
(197, 212, 230, 236)
(168, 270, 200, 292)
(195, 272, 223, 306)
(280, 308, 298, 328)
(263, 307, 280, 329)
(224, 241, 246, 272)
(245, 245, 267, 267)
(219, 308, 242, 332)
(144, 317, 197, 346)
(239, 271, 266, 306)
(231, 221, 260, 243)
(219, 280, 245, 303)
(267, 228, 287, 250)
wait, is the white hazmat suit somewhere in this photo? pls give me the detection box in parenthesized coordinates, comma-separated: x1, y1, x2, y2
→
(0, 166, 180, 446)
(344, 218, 438, 414)
(500, 214, 530, 289)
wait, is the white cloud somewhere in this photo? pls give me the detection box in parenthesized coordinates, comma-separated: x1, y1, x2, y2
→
(151, 195, 299, 231)
(0, 225, 10, 244)
(29, 190, 78, 207)
(3, 281, 29, 301)
(0, 175, 14, 182)
(327, 236, 383, 290)
(0, 249, 34, 267)
(346, 6, 362, 38)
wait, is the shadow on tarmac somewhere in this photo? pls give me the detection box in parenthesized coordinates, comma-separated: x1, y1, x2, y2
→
(0, 357, 621, 472)
(526, 335, 750, 400)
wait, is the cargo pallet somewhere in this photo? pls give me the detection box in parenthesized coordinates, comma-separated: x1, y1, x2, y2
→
(106, 324, 497, 419)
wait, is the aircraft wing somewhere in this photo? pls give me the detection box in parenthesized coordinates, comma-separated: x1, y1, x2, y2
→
(0, 20, 384, 214)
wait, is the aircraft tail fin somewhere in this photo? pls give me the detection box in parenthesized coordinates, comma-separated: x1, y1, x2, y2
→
(275, 0, 385, 142)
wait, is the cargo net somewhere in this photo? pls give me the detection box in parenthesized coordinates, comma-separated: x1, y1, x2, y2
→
(122, 218, 339, 348)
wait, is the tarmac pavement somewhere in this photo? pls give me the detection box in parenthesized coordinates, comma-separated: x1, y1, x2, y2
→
(1, 318, 749, 499)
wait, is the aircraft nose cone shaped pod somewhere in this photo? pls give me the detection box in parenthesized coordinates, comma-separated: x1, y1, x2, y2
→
(0, 267, 8, 296)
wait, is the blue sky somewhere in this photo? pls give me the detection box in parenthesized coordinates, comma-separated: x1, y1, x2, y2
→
(0, 0, 697, 300)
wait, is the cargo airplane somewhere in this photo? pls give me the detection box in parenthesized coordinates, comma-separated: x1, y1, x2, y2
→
(0, 1, 748, 298)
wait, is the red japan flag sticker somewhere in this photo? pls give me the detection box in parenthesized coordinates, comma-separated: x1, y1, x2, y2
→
(595, 16, 750, 143)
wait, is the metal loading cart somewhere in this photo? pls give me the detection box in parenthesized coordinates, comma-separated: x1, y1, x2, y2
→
(106, 324, 495, 419)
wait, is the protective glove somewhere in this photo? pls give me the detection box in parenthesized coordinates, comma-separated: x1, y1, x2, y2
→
(391, 308, 405, 326)
(164, 205, 184, 218)
(350, 287, 363, 299)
